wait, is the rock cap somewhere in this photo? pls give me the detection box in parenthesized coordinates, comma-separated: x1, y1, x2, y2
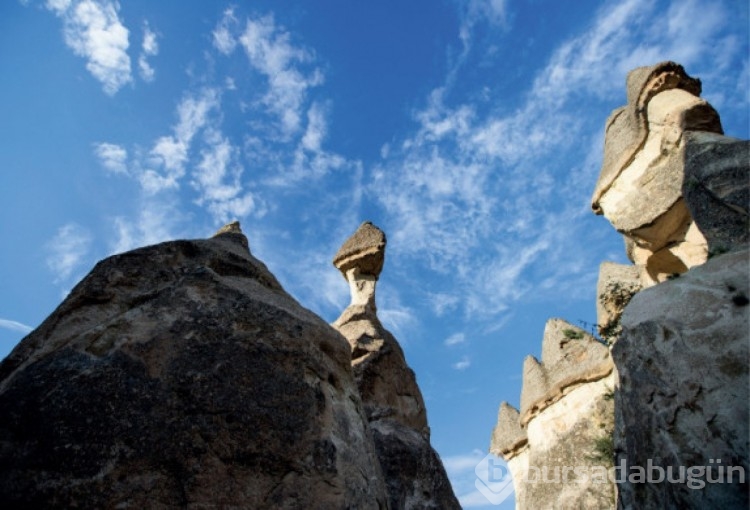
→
(212, 220, 249, 250)
(591, 61, 712, 214)
(333, 222, 387, 279)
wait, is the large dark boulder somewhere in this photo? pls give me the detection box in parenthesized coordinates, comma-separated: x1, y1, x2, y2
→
(0, 226, 389, 509)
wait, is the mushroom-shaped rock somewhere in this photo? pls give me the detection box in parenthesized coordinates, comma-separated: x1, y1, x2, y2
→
(333, 221, 386, 278)
(591, 61, 723, 284)
(333, 222, 387, 310)
(331, 222, 460, 509)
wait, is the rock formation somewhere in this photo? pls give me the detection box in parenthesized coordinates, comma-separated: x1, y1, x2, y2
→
(490, 60, 748, 510)
(596, 262, 641, 342)
(331, 222, 460, 510)
(682, 131, 750, 254)
(490, 319, 616, 509)
(591, 61, 724, 285)
(613, 248, 749, 509)
(0, 223, 391, 508)
(596, 62, 749, 508)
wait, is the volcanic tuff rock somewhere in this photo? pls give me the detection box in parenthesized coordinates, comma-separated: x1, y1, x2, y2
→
(592, 61, 724, 285)
(0, 223, 390, 508)
(332, 222, 460, 510)
(596, 262, 642, 342)
(596, 62, 750, 509)
(682, 131, 750, 254)
(491, 319, 616, 509)
(613, 248, 749, 509)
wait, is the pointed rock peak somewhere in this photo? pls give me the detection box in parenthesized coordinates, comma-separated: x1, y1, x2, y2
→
(491, 402, 527, 459)
(333, 221, 386, 279)
(213, 220, 243, 236)
(211, 220, 249, 251)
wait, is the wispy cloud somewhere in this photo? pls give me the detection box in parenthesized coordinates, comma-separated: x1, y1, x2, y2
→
(214, 11, 324, 138)
(46, 223, 92, 282)
(46, 0, 132, 95)
(110, 198, 182, 254)
(445, 333, 466, 346)
(370, 0, 739, 321)
(0, 319, 33, 334)
(212, 7, 238, 55)
(138, 88, 220, 194)
(191, 130, 263, 223)
(94, 142, 127, 174)
(453, 356, 471, 371)
(138, 21, 158, 82)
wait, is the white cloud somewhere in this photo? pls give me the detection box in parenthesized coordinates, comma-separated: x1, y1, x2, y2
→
(213, 8, 238, 55)
(140, 88, 220, 194)
(236, 14, 324, 136)
(370, 0, 739, 321)
(191, 130, 261, 223)
(110, 199, 181, 254)
(94, 142, 128, 174)
(444, 333, 466, 346)
(47, 0, 132, 95)
(452, 356, 471, 371)
(138, 21, 158, 82)
(0, 318, 33, 334)
(301, 102, 327, 152)
(46, 223, 92, 283)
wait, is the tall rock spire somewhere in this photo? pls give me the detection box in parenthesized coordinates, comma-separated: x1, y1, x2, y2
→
(332, 221, 460, 510)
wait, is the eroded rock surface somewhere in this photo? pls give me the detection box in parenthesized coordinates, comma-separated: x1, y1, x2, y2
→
(613, 248, 749, 509)
(596, 262, 642, 343)
(332, 222, 460, 510)
(0, 224, 389, 509)
(683, 131, 750, 254)
(491, 319, 615, 509)
(592, 61, 724, 285)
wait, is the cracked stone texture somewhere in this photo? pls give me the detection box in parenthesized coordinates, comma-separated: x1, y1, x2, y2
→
(683, 131, 750, 254)
(0, 225, 389, 509)
(613, 248, 749, 509)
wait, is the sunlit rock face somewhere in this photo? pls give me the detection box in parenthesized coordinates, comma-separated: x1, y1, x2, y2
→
(332, 221, 460, 510)
(0, 223, 390, 509)
(490, 319, 616, 510)
(592, 62, 750, 510)
(592, 61, 724, 285)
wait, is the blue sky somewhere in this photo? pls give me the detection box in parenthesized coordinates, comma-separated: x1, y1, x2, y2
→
(1, 0, 748, 507)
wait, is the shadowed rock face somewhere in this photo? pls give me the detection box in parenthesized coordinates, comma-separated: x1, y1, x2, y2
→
(0, 226, 389, 509)
(683, 132, 750, 254)
(614, 248, 749, 509)
(332, 222, 460, 510)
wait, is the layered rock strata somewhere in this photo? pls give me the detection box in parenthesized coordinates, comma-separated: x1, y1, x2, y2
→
(592, 61, 724, 285)
(332, 222, 460, 509)
(0, 223, 390, 508)
(491, 319, 615, 509)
